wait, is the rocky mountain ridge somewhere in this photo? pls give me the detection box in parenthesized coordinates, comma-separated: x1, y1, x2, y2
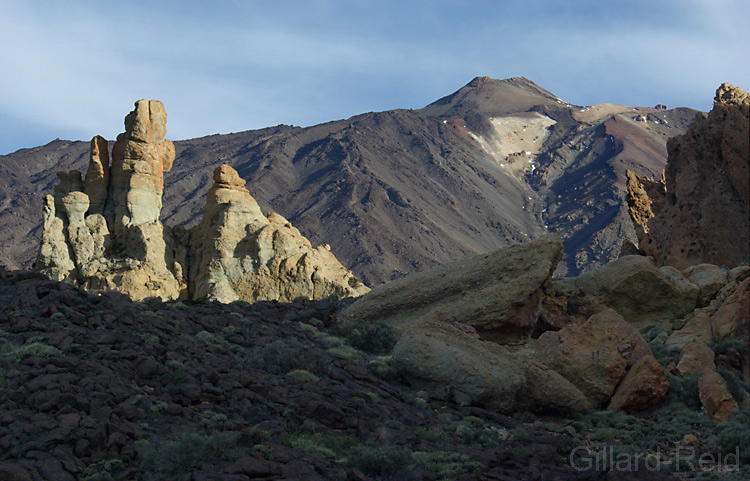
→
(0, 82, 748, 481)
(0, 77, 699, 284)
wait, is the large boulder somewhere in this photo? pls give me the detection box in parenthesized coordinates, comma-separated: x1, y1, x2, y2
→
(586, 309, 652, 366)
(518, 361, 592, 412)
(391, 321, 589, 413)
(683, 264, 728, 307)
(340, 234, 564, 337)
(547, 255, 698, 327)
(699, 371, 740, 422)
(674, 340, 716, 377)
(628, 83, 750, 270)
(664, 310, 713, 350)
(392, 322, 526, 411)
(608, 355, 669, 413)
(535, 323, 629, 408)
(711, 277, 750, 343)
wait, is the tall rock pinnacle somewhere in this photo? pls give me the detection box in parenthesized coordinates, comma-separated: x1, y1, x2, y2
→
(626, 83, 750, 269)
(35, 101, 366, 302)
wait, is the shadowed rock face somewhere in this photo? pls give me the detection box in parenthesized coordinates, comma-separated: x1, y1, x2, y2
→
(34, 101, 367, 303)
(628, 83, 750, 270)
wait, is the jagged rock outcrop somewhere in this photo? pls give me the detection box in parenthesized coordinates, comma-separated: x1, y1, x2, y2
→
(35, 101, 367, 302)
(626, 83, 750, 269)
(190, 165, 369, 303)
(36, 100, 183, 301)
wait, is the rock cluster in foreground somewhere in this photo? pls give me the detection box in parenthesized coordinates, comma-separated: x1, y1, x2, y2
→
(35, 100, 368, 303)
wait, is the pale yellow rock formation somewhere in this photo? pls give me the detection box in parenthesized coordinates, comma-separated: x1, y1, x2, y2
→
(36, 101, 363, 303)
(190, 165, 368, 303)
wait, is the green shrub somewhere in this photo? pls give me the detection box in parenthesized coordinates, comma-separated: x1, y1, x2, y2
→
(347, 443, 412, 477)
(385, 419, 405, 430)
(162, 360, 188, 384)
(714, 408, 750, 464)
(461, 416, 487, 428)
(140, 431, 240, 479)
(243, 340, 324, 376)
(415, 425, 450, 443)
(253, 444, 273, 460)
(437, 413, 454, 423)
(50, 312, 66, 322)
(412, 451, 481, 478)
(196, 330, 234, 351)
(332, 321, 396, 355)
(286, 369, 319, 382)
(149, 401, 168, 413)
(510, 446, 534, 461)
(222, 325, 238, 335)
(81, 459, 124, 481)
(143, 311, 168, 322)
(711, 339, 745, 357)
(650, 341, 680, 367)
(463, 426, 509, 448)
(202, 410, 230, 426)
(140, 333, 159, 344)
(718, 370, 749, 404)
(327, 345, 362, 362)
(367, 355, 398, 379)
(591, 428, 615, 443)
(291, 436, 336, 457)
(3, 342, 61, 362)
(666, 373, 702, 409)
(648, 326, 666, 341)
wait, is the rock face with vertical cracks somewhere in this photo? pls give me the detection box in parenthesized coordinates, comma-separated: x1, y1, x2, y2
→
(35, 100, 367, 302)
(627, 83, 750, 270)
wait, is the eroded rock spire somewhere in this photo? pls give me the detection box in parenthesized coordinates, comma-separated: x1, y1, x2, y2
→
(35, 100, 367, 302)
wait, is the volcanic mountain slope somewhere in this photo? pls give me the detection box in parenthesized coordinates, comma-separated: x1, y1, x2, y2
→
(0, 77, 698, 284)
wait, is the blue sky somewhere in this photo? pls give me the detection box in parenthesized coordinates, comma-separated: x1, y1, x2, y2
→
(1, 0, 747, 155)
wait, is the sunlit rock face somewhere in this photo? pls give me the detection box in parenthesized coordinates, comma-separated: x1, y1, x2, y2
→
(35, 101, 366, 303)
(628, 83, 750, 270)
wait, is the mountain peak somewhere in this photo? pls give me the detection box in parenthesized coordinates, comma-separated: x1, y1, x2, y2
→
(420, 76, 562, 118)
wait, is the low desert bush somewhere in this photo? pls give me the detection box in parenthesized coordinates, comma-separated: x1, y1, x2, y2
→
(347, 443, 413, 478)
(713, 408, 750, 464)
(286, 369, 319, 382)
(140, 431, 240, 479)
(162, 359, 188, 384)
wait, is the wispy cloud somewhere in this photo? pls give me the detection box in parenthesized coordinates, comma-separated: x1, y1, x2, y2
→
(0, 0, 747, 155)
